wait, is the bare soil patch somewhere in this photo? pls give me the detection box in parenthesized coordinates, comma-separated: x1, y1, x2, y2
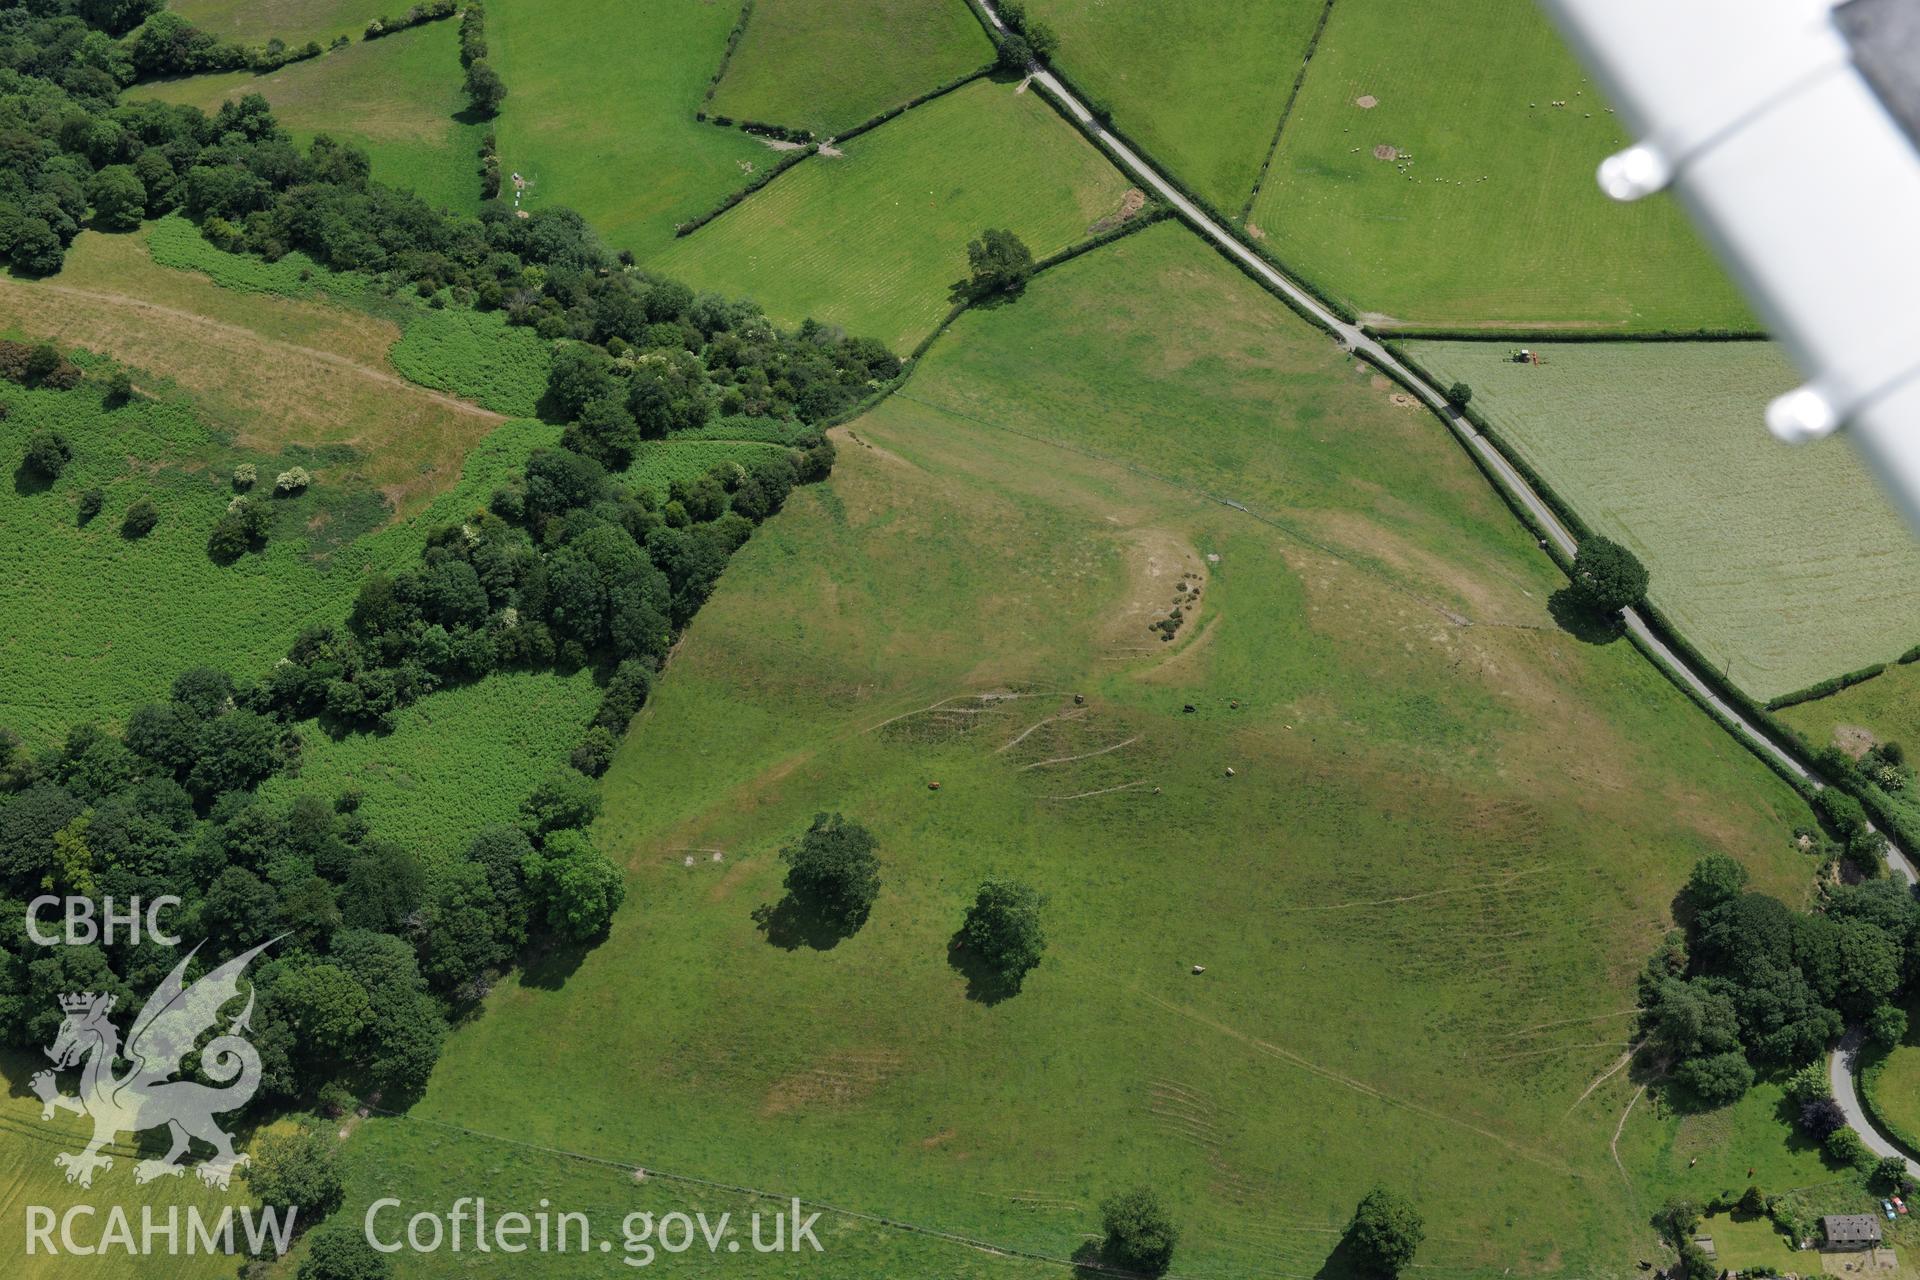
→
(1087, 187, 1149, 236)
(1373, 144, 1398, 161)
(1835, 724, 1879, 758)
(1355, 94, 1378, 109)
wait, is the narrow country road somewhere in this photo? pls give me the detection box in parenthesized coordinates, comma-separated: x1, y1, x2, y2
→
(981, 0, 1920, 1168)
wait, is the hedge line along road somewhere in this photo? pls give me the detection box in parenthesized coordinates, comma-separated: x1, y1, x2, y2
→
(978, 0, 1920, 1168)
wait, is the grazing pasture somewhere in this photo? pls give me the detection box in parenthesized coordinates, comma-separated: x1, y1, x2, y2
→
(167, 0, 390, 46)
(482, 0, 769, 262)
(1023, 0, 1327, 212)
(705, 0, 992, 138)
(1248, 0, 1752, 330)
(653, 78, 1133, 351)
(0, 226, 507, 512)
(344, 224, 1817, 1277)
(137, 18, 484, 214)
(1404, 340, 1920, 701)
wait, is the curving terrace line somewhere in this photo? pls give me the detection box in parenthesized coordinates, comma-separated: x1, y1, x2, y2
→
(978, 0, 1920, 1167)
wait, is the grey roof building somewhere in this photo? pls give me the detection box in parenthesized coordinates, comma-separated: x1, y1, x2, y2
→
(1822, 1214, 1884, 1248)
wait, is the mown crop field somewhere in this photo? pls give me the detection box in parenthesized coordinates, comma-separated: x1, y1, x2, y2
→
(0, 1052, 265, 1279)
(653, 78, 1134, 352)
(1404, 340, 1920, 701)
(167, 0, 391, 46)
(1248, 0, 1753, 330)
(137, 18, 484, 215)
(1024, 0, 1327, 213)
(341, 223, 1818, 1277)
(705, 0, 992, 139)
(484, 0, 770, 263)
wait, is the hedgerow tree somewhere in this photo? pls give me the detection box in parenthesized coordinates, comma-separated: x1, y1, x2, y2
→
(86, 164, 146, 231)
(244, 1126, 345, 1218)
(1445, 381, 1472, 407)
(298, 1222, 391, 1280)
(208, 496, 269, 561)
(1569, 535, 1649, 614)
(966, 228, 1034, 298)
(1345, 1185, 1424, 1276)
(121, 496, 159, 537)
(995, 33, 1033, 72)
(960, 877, 1046, 990)
(1098, 1187, 1178, 1275)
(780, 812, 880, 930)
(464, 60, 506, 116)
(523, 827, 625, 940)
(1684, 852, 1748, 913)
(1869, 1002, 1909, 1049)
(22, 429, 72, 480)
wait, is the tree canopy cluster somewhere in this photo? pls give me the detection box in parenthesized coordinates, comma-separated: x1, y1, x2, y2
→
(1640, 853, 1918, 1107)
(1569, 534, 1649, 615)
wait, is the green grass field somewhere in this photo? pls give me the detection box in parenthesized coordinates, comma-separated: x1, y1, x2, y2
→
(1777, 664, 1920, 843)
(1868, 1064, 1920, 1156)
(483, 0, 770, 262)
(335, 223, 1820, 1277)
(260, 668, 599, 864)
(138, 19, 484, 214)
(167, 0, 391, 46)
(1247, 0, 1753, 331)
(653, 78, 1134, 351)
(705, 0, 992, 138)
(1025, 0, 1327, 213)
(1403, 340, 1920, 701)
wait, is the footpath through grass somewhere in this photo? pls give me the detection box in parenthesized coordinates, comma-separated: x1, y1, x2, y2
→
(345, 223, 1819, 1277)
(1404, 340, 1920, 702)
(653, 77, 1134, 352)
(706, 0, 992, 138)
(1248, 0, 1752, 330)
(137, 19, 485, 214)
(484, 0, 769, 262)
(1025, 0, 1329, 213)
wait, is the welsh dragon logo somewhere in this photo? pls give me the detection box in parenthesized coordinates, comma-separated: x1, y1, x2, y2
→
(31, 940, 273, 1190)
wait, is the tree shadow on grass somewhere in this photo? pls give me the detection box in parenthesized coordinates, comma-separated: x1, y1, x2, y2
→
(518, 934, 594, 989)
(12, 462, 52, 496)
(945, 928, 1018, 1006)
(944, 276, 1026, 309)
(752, 893, 861, 952)
(1312, 1234, 1367, 1280)
(1548, 587, 1624, 645)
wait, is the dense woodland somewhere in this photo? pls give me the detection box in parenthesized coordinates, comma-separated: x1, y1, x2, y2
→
(1643, 853, 1916, 1106)
(0, 0, 888, 1112)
